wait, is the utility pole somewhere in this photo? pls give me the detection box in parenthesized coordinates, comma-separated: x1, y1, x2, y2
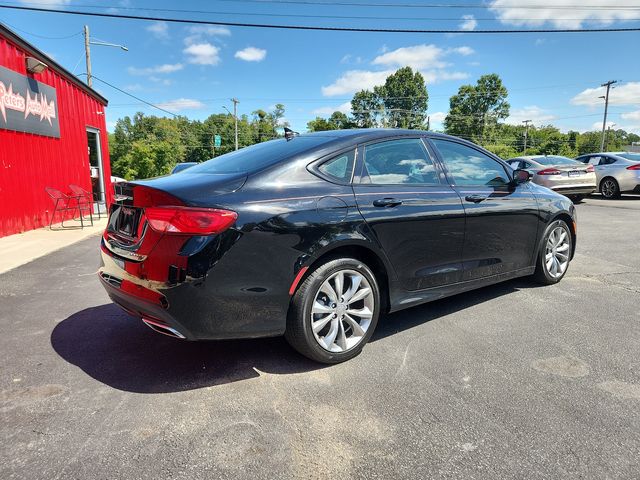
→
(231, 97, 239, 151)
(84, 25, 92, 87)
(600, 80, 617, 152)
(522, 119, 532, 154)
(83, 25, 127, 88)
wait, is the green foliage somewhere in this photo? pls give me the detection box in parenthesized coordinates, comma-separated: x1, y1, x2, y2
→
(444, 74, 510, 143)
(307, 111, 354, 132)
(379, 67, 428, 129)
(109, 104, 288, 180)
(351, 89, 384, 128)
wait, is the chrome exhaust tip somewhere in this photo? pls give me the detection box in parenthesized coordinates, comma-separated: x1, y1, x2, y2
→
(142, 318, 186, 339)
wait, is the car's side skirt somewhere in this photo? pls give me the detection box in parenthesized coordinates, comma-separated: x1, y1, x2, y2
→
(388, 266, 536, 313)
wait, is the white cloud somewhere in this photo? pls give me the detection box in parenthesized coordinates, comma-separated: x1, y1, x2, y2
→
(373, 44, 449, 70)
(123, 84, 143, 92)
(184, 25, 231, 45)
(571, 82, 640, 107)
(18, 0, 70, 5)
(312, 102, 352, 116)
(183, 43, 221, 65)
(591, 121, 616, 130)
(156, 98, 206, 112)
(450, 46, 474, 56)
(235, 47, 267, 62)
(507, 106, 556, 126)
(427, 111, 447, 129)
(127, 63, 183, 75)
(621, 110, 640, 122)
(149, 76, 173, 86)
(459, 15, 478, 31)
(322, 70, 393, 96)
(322, 68, 468, 96)
(489, 0, 640, 28)
(146, 21, 169, 40)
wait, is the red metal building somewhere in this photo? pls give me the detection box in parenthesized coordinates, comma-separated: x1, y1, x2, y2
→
(0, 23, 112, 238)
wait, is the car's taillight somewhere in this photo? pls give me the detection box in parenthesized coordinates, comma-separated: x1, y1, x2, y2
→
(537, 168, 562, 175)
(586, 164, 595, 173)
(626, 163, 640, 170)
(145, 207, 238, 235)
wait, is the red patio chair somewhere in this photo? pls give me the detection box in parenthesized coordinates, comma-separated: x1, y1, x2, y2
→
(69, 184, 99, 221)
(45, 187, 91, 229)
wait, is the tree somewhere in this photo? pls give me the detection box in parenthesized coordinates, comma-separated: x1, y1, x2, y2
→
(307, 111, 354, 132)
(379, 67, 428, 129)
(351, 89, 383, 128)
(444, 74, 510, 143)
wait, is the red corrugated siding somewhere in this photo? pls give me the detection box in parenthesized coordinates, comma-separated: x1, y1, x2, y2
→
(0, 33, 112, 237)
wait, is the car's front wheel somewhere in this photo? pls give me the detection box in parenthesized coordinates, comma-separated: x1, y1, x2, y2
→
(285, 257, 380, 364)
(532, 219, 572, 285)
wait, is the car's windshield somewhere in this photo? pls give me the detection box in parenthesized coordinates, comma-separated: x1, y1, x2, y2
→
(534, 156, 578, 166)
(617, 153, 640, 161)
(186, 136, 336, 174)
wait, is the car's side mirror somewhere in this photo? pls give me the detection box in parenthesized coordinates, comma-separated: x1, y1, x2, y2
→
(512, 169, 531, 185)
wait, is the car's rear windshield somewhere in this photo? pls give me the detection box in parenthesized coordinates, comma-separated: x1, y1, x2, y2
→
(185, 136, 336, 174)
(534, 156, 578, 166)
(618, 153, 640, 161)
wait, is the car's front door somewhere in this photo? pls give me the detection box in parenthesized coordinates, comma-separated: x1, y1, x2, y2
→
(429, 138, 540, 281)
(353, 137, 465, 291)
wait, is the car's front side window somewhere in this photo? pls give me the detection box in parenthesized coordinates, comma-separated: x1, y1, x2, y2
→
(431, 139, 510, 187)
(363, 138, 440, 185)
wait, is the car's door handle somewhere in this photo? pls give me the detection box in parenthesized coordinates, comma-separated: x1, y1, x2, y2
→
(465, 194, 487, 203)
(373, 197, 403, 208)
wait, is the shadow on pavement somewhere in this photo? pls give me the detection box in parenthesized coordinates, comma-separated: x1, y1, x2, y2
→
(372, 277, 537, 342)
(52, 278, 539, 393)
(51, 304, 324, 394)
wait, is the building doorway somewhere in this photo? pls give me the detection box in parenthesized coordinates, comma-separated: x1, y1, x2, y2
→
(86, 128, 106, 213)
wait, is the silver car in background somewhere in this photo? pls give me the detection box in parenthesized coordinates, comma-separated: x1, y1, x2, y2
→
(575, 152, 640, 199)
(506, 155, 597, 201)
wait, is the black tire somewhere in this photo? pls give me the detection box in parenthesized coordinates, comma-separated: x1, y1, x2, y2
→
(532, 219, 572, 285)
(285, 257, 381, 364)
(600, 177, 620, 199)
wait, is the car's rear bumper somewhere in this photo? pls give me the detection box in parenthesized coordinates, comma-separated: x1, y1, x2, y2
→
(98, 235, 290, 341)
(552, 185, 597, 196)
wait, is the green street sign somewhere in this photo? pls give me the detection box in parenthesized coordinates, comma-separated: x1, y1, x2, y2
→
(214, 135, 221, 147)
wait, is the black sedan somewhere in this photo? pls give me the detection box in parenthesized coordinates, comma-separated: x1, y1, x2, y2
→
(100, 129, 577, 363)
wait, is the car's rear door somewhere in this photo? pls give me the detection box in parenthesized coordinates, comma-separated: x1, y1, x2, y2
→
(428, 138, 540, 281)
(352, 136, 465, 290)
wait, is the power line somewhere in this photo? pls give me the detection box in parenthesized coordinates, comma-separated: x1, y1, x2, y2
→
(2, 5, 640, 33)
(77, 74, 179, 117)
(7, 2, 639, 22)
(0, 20, 82, 39)
(195, 0, 640, 10)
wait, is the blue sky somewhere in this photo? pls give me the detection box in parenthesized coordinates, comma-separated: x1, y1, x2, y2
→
(2, 0, 639, 135)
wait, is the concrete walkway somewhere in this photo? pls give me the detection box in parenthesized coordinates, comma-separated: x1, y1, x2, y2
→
(0, 217, 107, 275)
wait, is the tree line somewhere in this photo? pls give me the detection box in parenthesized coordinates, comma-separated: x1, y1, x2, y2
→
(109, 67, 639, 179)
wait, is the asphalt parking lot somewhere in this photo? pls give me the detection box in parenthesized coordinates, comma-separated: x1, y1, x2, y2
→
(1, 195, 639, 479)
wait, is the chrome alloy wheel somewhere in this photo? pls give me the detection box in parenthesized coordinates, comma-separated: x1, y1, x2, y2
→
(545, 226, 570, 279)
(310, 269, 374, 353)
(601, 179, 617, 198)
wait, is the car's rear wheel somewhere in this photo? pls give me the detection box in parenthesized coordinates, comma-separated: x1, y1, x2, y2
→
(285, 257, 380, 364)
(600, 177, 620, 199)
(532, 219, 572, 285)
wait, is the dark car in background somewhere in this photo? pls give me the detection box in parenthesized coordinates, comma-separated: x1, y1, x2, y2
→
(506, 155, 596, 202)
(575, 152, 640, 199)
(99, 129, 577, 363)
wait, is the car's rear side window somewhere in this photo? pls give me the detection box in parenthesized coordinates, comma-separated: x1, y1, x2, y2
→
(186, 136, 335, 174)
(318, 150, 355, 183)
